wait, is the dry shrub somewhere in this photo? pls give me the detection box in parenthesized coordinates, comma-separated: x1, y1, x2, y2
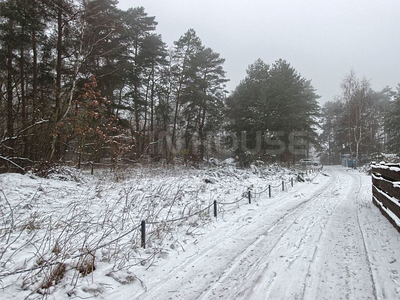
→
(77, 252, 96, 277)
(52, 242, 61, 256)
(40, 262, 66, 290)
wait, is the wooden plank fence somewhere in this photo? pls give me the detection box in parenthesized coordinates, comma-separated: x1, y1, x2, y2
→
(371, 162, 400, 233)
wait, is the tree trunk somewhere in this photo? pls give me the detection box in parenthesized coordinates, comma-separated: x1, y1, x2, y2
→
(132, 41, 141, 157)
(199, 106, 206, 160)
(7, 17, 14, 156)
(150, 65, 155, 156)
(32, 0, 38, 121)
(171, 73, 184, 158)
(150, 66, 155, 132)
(55, 6, 62, 120)
(141, 75, 151, 155)
(50, 5, 63, 160)
(20, 25, 28, 158)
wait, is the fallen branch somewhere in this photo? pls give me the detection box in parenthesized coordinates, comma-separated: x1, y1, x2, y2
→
(0, 156, 26, 173)
(0, 120, 49, 145)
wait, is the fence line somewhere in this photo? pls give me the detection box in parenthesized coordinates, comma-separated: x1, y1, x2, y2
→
(147, 204, 214, 225)
(218, 197, 247, 206)
(371, 162, 400, 233)
(0, 168, 320, 278)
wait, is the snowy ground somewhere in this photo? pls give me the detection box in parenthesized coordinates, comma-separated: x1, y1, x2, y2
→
(1, 165, 400, 299)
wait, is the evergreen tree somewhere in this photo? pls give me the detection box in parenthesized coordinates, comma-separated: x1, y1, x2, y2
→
(0, 2, 232, 168)
(319, 100, 346, 164)
(170, 29, 203, 157)
(226, 59, 320, 162)
(137, 33, 168, 154)
(122, 6, 157, 139)
(385, 84, 400, 155)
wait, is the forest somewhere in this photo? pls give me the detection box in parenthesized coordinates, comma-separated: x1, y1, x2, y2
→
(1, 0, 400, 172)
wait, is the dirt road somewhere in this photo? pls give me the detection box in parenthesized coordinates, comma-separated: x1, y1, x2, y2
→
(116, 166, 400, 300)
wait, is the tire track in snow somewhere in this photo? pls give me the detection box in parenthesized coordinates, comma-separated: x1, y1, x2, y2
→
(353, 172, 378, 300)
(198, 168, 344, 299)
(117, 167, 400, 300)
(303, 169, 377, 300)
(134, 171, 334, 300)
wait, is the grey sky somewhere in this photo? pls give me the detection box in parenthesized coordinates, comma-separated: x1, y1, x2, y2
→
(117, 0, 400, 103)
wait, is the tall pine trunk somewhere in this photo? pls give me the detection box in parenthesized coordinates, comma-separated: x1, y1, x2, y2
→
(20, 25, 28, 158)
(32, 9, 38, 121)
(141, 76, 151, 155)
(199, 106, 207, 160)
(171, 72, 184, 160)
(55, 7, 62, 121)
(6, 17, 14, 156)
(150, 65, 155, 156)
(50, 5, 63, 159)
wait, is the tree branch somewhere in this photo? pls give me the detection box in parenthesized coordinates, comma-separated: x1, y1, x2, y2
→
(0, 120, 49, 145)
(0, 156, 26, 173)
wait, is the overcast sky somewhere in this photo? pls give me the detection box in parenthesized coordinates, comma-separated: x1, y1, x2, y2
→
(117, 0, 400, 103)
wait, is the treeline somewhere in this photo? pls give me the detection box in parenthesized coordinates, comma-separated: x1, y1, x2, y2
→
(0, 0, 325, 171)
(319, 70, 400, 165)
(0, 0, 230, 170)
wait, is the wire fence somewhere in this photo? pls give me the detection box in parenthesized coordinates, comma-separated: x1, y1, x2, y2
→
(218, 197, 247, 206)
(147, 204, 214, 225)
(0, 167, 322, 279)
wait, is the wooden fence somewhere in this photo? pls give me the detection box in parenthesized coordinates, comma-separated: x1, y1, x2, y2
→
(371, 162, 400, 233)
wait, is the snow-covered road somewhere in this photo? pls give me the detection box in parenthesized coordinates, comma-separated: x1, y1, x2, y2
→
(115, 166, 400, 300)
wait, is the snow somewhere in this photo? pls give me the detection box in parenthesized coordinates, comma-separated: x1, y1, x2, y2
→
(373, 184, 400, 210)
(372, 163, 400, 172)
(1, 165, 400, 299)
(389, 166, 400, 172)
(374, 196, 400, 228)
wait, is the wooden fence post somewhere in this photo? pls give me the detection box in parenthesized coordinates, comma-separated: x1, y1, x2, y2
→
(141, 220, 146, 248)
(248, 190, 251, 204)
(269, 185, 271, 198)
(282, 181, 285, 192)
(214, 200, 217, 218)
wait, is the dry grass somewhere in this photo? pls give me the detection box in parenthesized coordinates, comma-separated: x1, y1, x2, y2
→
(0, 164, 296, 297)
(77, 252, 96, 277)
(39, 262, 66, 291)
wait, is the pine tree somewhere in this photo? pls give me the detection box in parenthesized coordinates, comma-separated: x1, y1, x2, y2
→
(385, 84, 400, 155)
(226, 59, 320, 162)
(170, 29, 203, 158)
(137, 33, 167, 155)
(186, 47, 227, 159)
(320, 100, 346, 164)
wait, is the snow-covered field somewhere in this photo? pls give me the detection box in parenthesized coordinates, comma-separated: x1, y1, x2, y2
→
(0, 163, 298, 299)
(1, 164, 400, 299)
